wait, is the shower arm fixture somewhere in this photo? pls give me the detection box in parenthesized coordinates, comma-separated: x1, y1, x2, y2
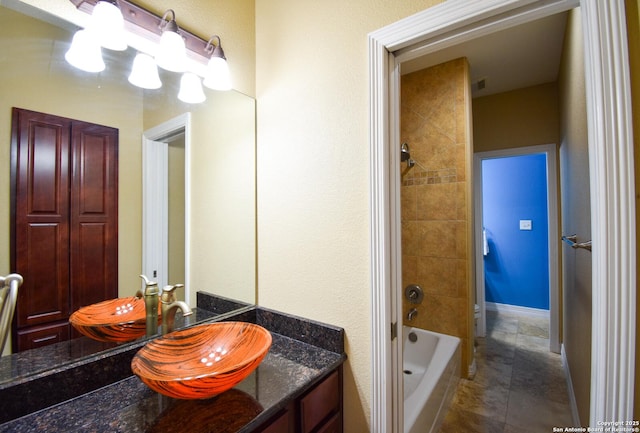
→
(400, 142, 415, 168)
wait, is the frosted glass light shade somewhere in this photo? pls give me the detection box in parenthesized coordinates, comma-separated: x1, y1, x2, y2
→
(178, 73, 206, 104)
(128, 53, 161, 89)
(89, 1, 127, 51)
(203, 56, 232, 91)
(155, 30, 187, 72)
(65, 30, 105, 73)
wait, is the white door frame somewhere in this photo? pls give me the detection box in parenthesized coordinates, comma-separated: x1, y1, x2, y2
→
(142, 113, 192, 305)
(474, 144, 560, 353)
(142, 137, 168, 288)
(369, 0, 635, 430)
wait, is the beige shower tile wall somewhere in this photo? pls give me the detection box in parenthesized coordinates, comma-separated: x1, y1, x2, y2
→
(401, 57, 474, 377)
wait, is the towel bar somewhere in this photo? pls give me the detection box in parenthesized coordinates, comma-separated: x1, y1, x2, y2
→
(561, 234, 592, 252)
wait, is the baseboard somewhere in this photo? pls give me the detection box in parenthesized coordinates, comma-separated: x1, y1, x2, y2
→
(485, 302, 549, 318)
(561, 344, 581, 426)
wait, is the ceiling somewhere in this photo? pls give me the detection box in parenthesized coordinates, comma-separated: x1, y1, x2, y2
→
(401, 11, 569, 98)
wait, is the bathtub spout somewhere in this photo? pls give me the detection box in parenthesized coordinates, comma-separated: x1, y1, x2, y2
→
(407, 308, 418, 321)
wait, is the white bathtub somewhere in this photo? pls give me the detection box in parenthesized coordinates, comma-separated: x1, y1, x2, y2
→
(403, 326, 461, 433)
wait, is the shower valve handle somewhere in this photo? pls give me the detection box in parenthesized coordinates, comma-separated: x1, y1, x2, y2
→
(404, 284, 424, 304)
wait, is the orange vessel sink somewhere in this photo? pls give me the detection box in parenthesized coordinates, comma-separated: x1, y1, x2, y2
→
(69, 296, 159, 343)
(131, 322, 272, 400)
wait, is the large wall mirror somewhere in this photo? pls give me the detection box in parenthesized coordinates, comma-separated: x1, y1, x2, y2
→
(0, 0, 256, 372)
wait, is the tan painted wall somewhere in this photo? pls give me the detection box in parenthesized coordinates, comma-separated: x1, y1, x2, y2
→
(143, 84, 257, 306)
(255, 0, 443, 429)
(400, 58, 475, 379)
(473, 82, 560, 152)
(558, 8, 591, 424)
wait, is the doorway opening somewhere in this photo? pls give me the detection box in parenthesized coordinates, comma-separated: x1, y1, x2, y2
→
(369, 0, 635, 430)
(142, 113, 191, 304)
(474, 145, 560, 353)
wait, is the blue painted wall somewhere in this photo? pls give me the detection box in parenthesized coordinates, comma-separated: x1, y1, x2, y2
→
(482, 154, 549, 310)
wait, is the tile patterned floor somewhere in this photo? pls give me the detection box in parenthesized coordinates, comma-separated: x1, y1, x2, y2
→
(439, 310, 574, 432)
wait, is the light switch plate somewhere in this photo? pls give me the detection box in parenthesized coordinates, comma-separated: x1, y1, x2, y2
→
(520, 220, 532, 230)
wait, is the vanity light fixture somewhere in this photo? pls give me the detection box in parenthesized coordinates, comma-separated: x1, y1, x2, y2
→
(203, 36, 232, 91)
(128, 52, 162, 89)
(155, 9, 187, 73)
(65, 29, 106, 72)
(68, 0, 233, 103)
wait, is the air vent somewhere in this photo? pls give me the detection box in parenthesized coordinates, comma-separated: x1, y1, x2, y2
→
(477, 78, 486, 90)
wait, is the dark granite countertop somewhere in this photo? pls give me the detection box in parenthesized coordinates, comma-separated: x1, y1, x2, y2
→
(0, 295, 346, 433)
(0, 308, 218, 388)
(0, 292, 252, 424)
(0, 292, 251, 391)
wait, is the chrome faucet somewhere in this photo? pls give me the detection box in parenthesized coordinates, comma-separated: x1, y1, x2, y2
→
(140, 275, 159, 337)
(407, 308, 418, 322)
(161, 284, 193, 335)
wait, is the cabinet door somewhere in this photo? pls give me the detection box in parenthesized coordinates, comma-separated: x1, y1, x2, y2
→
(315, 413, 340, 433)
(299, 370, 341, 433)
(70, 121, 118, 310)
(12, 108, 71, 328)
(258, 406, 294, 433)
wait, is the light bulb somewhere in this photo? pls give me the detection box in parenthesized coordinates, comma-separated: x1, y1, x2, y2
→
(155, 30, 187, 73)
(203, 56, 232, 91)
(178, 72, 206, 104)
(128, 53, 162, 89)
(89, 1, 127, 51)
(65, 30, 105, 73)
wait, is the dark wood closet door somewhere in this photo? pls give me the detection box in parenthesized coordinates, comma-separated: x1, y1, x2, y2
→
(70, 121, 118, 311)
(11, 109, 71, 329)
(11, 108, 118, 351)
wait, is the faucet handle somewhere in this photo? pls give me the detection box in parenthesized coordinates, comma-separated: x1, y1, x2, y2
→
(161, 284, 184, 303)
(139, 274, 157, 287)
(404, 284, 424, 305)
(162, 284, 184, 294)
(139, 275, 158, 295)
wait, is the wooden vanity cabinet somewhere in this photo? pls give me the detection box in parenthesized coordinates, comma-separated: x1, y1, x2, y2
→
(259, 405, 295, 433)
(257, 367, 343, 433)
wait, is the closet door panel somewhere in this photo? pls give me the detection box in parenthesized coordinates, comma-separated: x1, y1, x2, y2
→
(72, 223, 110, 308)
(70, 122, 118, 311)
(28, 124, 64, 213)
(20, 224, 69, 324)
(12, 108, 71, 328)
